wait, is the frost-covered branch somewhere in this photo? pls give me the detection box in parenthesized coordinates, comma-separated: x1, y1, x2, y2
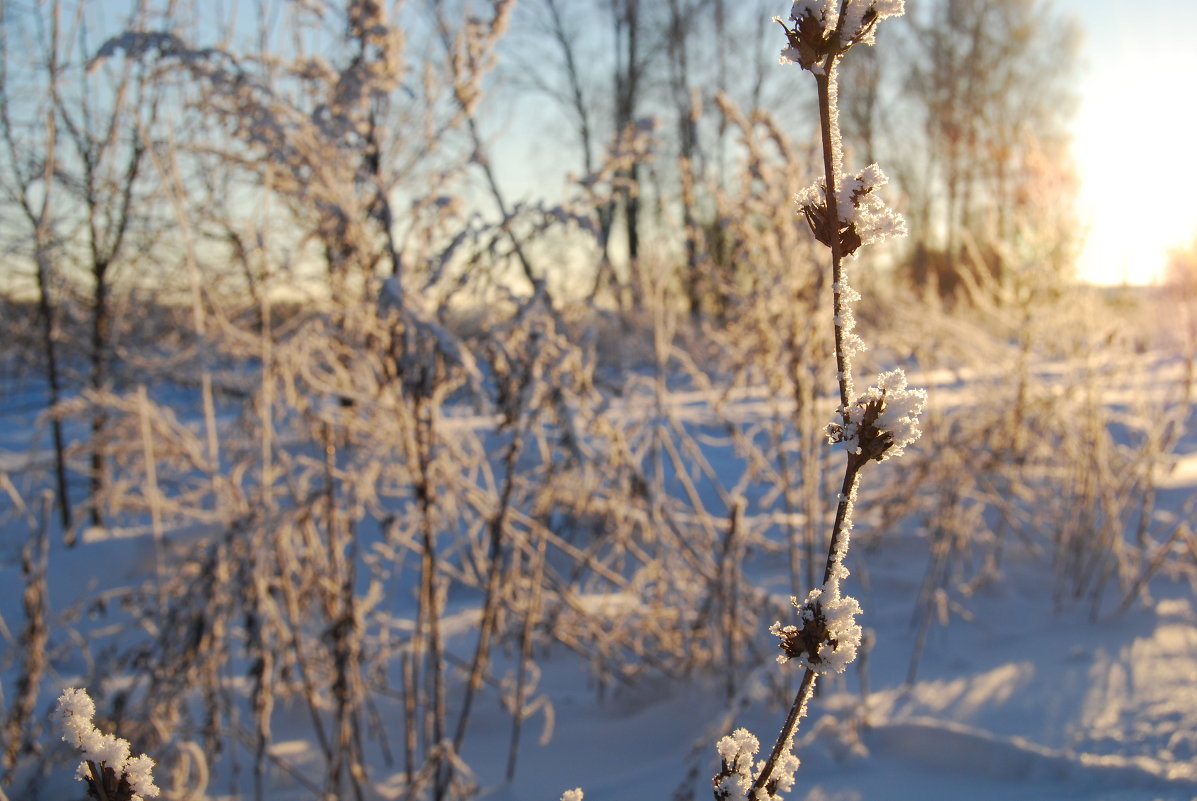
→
(714, 3, 922, 798)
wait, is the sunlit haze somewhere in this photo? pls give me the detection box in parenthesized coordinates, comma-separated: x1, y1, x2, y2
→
(1062, 0, 1197, 285)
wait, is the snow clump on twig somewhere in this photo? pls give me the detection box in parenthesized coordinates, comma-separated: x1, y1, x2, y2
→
(713, 728, 760, 800)
(57, 687, 161, 801)
(776, 0, 906, 70)
(827, 368, 927, 463)
(770, 561, 863, 674)
(794, 163, 906, 256)
(713, 726, 800, 800)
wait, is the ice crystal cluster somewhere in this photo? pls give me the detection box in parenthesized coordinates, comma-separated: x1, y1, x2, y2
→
(777, 0, 905, 70)
(57, 688, 160, 801)
(795, 163, 907, 255)
(770, 561, 863, 674)
(827, 368, 927, 462)
(713, 728, 759, 800)
(713, 727, 799, 801)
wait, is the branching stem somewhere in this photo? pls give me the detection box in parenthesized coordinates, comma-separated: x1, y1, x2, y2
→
(752, 49, 869, 798)
(752, 461, 862, 794)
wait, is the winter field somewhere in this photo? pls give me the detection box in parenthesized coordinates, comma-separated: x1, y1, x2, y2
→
(4, 1, 1197, 800)
(3, 283, 1197, 801)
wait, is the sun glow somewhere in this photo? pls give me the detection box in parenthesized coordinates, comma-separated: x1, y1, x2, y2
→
(1066, 5, 1197, 286)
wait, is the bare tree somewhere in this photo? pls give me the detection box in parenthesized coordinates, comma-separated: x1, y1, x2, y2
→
(505, 0, 656, 307)
(609, 0, 645, 273)
(0, 0, 73, 531)
(893, 0, 1080, 295)
(52, 0, 164, 526)
(505, 0, 803, 315)
(665, 0, 704, 318)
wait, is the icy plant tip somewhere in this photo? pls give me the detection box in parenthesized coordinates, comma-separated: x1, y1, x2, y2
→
(827, 368, 926, 463)
(713, 726, 799, 800)
(770, 561, 863, 674)
(714, 728, 757, 801)
(57, 687, 161, 801)
(775, 0, 905, 71)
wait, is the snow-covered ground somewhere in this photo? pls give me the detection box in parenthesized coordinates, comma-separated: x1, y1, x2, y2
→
(468, 537, 1197, 801)
(2, 351, 1196, 801)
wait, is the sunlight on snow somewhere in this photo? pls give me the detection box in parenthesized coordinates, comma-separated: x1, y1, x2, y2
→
(1080, 600, 1197, 766)
(872, 662, 1034, 723)
(1157, 451, 1197, 489)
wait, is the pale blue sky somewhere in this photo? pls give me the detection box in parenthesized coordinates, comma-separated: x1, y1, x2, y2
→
(1056, 0, 1197, 284)
(493, 0, 1197, 286)
(35, 0, 1195, 287)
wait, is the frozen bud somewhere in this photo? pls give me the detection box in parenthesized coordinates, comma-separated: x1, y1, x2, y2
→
(124, 754, 160, 799)
(777, 0, 905, 69)
(840, 0, 906, 47)
(56, 687, 96, 731)
(797, 163, 906, 255)
(713, 728, 761, 801)
(56, 688, 161, 801)
(838, 163, 907, 248)
(775, 3, 837, 71)
(772, 563, 864, 674)
(827, 368, 926, 463)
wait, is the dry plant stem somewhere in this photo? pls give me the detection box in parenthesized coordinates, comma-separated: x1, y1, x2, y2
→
(753, 668, 817, 795)
(272, 534, 332, 759)
(823, 465, 864, 582)
(323, 428, 366, 801)
(506, 533, 548, 781)
(815, 64, 852, 413)
(722, 502, 743, 699)
(753, 52, 865, 797)
(402, 650, 417, 782)
(86, 760, 112, 801)
(435, 4, 539, 290)
(453, 430, 524, 752)
(752, 464, 863, 795)
(411, 392, 450, 801)
(1, 493, 50, 777)
(137, 386, 167, 624)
